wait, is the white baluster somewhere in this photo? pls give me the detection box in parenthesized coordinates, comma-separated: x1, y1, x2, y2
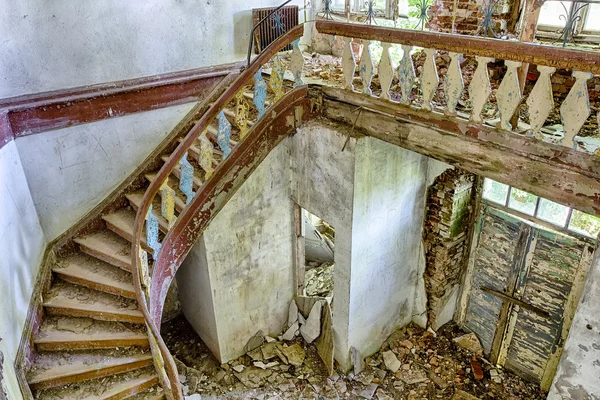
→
(342, 37, 357, 91)
(290, 38, 305, 88)
(444, 52, 464, 116)
(397, 45, 415, 105)
(496, 60, 523, 131)
(469, 57, 494, 123)
(526, 66, 556, 139)
(379, 42, 394, 100)
(420, 48, 439, 111)
(359, 40, 374, 96)
(560, 71, 593, 148)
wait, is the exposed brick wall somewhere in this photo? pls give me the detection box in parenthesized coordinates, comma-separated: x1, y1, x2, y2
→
(423, 169, 476, 329)
(428, 0, 513, 35)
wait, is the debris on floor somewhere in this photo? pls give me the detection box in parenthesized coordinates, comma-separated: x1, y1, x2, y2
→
(163, 316, 547, 399)
(305, 262, 334, 298)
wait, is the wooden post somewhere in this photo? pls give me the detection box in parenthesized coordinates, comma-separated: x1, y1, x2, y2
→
(510, 0, 544, 128)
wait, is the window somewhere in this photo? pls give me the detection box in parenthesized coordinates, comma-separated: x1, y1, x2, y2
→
(324, 0, 409, 19)
(537, 1, 600, 41)
(481, 178, 600, 238)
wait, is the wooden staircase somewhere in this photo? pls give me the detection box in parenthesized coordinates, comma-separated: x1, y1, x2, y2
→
(25, 95, 260, 399)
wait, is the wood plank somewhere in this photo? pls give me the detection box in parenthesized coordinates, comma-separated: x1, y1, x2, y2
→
(28, 354, 152, 390)
(74, 230, 133, 272)
(160, 155, 203, 189)
(35, 325, 148, 352)
(51, 253, 135, 299)
(316, 300, 334, 376)
(126, 192, 171, 233)
(102, 209, 154, 252)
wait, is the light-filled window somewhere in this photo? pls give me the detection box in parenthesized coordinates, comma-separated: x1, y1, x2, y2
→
(584, 4, 600, 31)
(482, 178, 600, 238)
(537, 1, 600, 40)
(538, 1, 572, 27)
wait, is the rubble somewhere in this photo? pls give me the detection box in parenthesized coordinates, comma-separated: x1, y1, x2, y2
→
(304, 262, 335, 298)
(453, 332, 484, 356)
(163, 316, 546, 399)
(299, 301, 322, 343)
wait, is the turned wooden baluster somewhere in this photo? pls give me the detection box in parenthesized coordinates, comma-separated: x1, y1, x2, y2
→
(469, 57, 494, 123)
(160, 181, 176, 229)
(179, 152, 195, 205)
(235, 91, 249, 140)
(359, 40, 374, 96)
(290, 38, 305, 88)
(397, 45, 415, 105)
(199, 132, 215, 179)
(379, 42, 394, 100)
(253, 67, 268, 119)
(421, 48, 439, 111)
(526, 66, 556, 139)
(146, 205, 161, 258)
(342, 37, 356, 91)
(444, 52, 464, 115)
(270, 56, 285, 101)
(560, 71, 593, 148)
(216, 111, 232, 158)
(496, 60, 523, 131)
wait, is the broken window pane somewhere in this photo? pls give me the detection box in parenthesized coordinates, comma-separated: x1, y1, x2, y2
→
(482, 179, 509, 205)
(536, 198, 570, 227)
(568, 210, 600, 238)
(508, 188, 538, 216)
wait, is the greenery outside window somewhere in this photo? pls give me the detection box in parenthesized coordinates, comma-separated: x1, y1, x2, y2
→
(482, 178, 600, 238)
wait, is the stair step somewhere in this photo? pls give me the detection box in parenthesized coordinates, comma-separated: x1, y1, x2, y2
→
(43, 282, 144, 324)
(27, 350, 153, 391)
(52, 253, 135, 299)
(209, 106, 255, 129)
(34, 317, 148, 352)
(160, 155, 203, 189)
(243, 90, 272, 107)
(102, 209, 153, 253)
(74, 230, 132, 272)
(177, 137, 222, 167)
(125, 192, 171, 233)
(145, 173, 187, 213)
(207, 124, 239, 146)
(127, 389, 165, 400)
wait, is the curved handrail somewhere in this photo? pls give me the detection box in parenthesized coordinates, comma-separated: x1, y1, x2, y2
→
(131, 23, 304, 398)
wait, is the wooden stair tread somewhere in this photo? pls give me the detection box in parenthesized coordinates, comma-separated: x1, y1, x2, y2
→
(160, 155, 203, 189)
(52, 253, 135, 299)
(207, 125, 239, 146)
(74, 230, 132, 272)
(102, 209, 152, 253)
(35, 317, 148, 351)
(27, 350, 152, 390)
(125, 192, 170, 233)
(43, 282, 143, 324)
(176, 137, 222, 167)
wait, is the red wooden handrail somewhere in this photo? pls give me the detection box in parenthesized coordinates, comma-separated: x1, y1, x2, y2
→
(131, 24, 304, 398)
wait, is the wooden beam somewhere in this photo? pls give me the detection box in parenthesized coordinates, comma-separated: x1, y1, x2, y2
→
(315, 20, 600, 74)
(320, 87, 600, 216)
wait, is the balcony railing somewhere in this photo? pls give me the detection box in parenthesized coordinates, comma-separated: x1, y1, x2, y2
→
(131, 20, 600, 399)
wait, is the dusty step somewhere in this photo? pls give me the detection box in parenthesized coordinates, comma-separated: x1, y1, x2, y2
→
(125, 191, 171, 232)
(43, 282, 144, 324)
(127, 388, 165, 400)
(176, 137, 222, 167)
(102, 208, 153, 253)
(27, 349, 153, 391)
(74, 230, 132, 272)
(145, 173, 187, 213)
(34, 366, 158, 400)
(207, 124, 239, 146)
(160, 155, 203, 189)
(243, 90, 272, 107)
(52, 253, 135, 299)
(34, 317, 148, 352)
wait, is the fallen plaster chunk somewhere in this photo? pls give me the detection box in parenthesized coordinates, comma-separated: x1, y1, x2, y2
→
(232, 365, 245, 373)
(287, 299, 299, 329)
(281, 343, 306, 367)
(265, 335, 277, 343)
(382, 351, 401, 373)
(185, 395, 201, 400)
(253, 361, 279, 369)
(300, 301, 322, 343)
(282, 321, 299, 341)
(351, 346, 364, 375)
(453, 332, 484, 356)
(245, 330, 265, 353)
(356, 383, 378, 399)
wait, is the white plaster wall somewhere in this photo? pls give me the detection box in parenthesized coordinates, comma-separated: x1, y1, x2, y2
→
(0, 141, 46, 400)
(176, 236, 221, 358)
(349, 137, 428, 359)
(15, 103, 195, 241)
(291, 121, 356, 370)
(201, 142, 295, 363)
(0, 0, 306, 99)
(548, 252, 600, 400)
